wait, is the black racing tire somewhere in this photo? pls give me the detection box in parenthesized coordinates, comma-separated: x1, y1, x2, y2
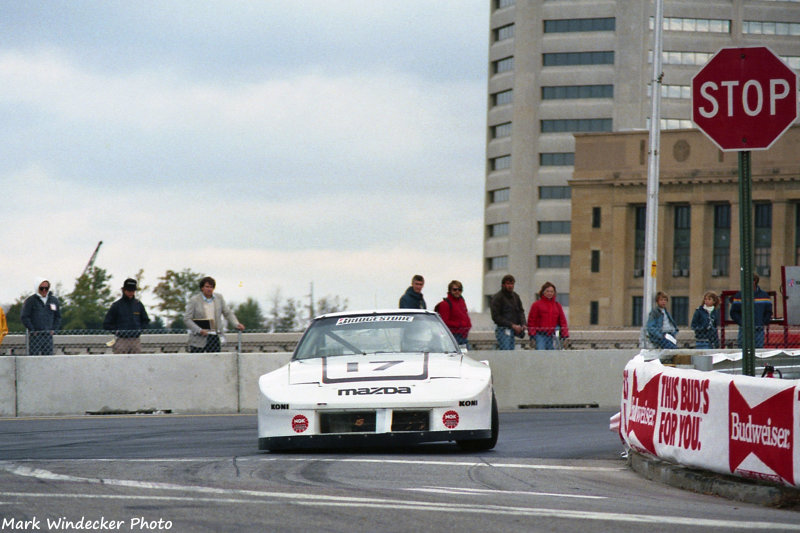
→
(457, 392, 499, 451)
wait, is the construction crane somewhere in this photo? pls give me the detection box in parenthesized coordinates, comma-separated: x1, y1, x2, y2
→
(81, 241, 103, 277)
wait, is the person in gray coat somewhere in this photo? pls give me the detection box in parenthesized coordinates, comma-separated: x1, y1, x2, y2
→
(21, 277, 62, 355)
(184, 276, 244, 352)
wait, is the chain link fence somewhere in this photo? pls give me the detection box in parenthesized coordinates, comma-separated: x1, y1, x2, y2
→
(4, 324, 800, 355)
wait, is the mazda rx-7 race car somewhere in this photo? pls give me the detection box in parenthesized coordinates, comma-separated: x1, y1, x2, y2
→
(258, 309, 498, 451)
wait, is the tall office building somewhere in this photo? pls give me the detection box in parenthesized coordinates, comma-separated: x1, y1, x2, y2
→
(483, 0, 800, 313)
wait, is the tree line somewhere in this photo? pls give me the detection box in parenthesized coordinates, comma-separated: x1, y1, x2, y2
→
(3, 267, 347, 334)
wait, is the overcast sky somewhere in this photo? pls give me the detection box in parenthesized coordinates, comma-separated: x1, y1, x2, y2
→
(1, 1, 489, 318)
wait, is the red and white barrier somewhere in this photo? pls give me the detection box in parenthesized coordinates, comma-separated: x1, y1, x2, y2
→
(619, 354, 799, 486)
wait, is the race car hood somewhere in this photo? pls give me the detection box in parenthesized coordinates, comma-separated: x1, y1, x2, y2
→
(288, 352, 462, 385)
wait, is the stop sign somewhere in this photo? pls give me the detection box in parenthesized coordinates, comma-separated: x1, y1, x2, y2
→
(692, 46, 798, 151)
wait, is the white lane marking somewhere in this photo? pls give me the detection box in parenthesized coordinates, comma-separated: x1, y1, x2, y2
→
(0, 490, 797, 530)
(3, 457, 625, 472)
(407, 486, 606, 500)
(2, 464, 799, 530)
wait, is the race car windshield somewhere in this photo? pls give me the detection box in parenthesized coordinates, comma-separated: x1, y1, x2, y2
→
(293, 313, 459, 360)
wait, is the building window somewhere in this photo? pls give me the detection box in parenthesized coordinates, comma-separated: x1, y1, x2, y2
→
(557, 293, 569, 307)
(539, 186, 571, 199)
(495, 0, 515, 9)
(591, 250, 600, 272)
(541, 118, 612, 133)
(540, 152, 574, 166)
(744, 21, 800, 36)
(489, 222, 510, 237)
(544, 18, 615, 33)
(592, 207, 601, 228)
(492, 89, 513, 106)
(494, 24, 515, 42)
(660, 118, 694, 130)
(713, 204, 730, 277)
(653, 50, 713, 66)
(490, 155, 511, 170)
(542, 85, 613, 100)
(755, 203, 772, 277)
(493, 57, 514, 74)
(648, 84, 691, 100)
(537, 255, 570, 268)
(491, 122, 512, 139)
(673, 205, 690, 276)
(634, 205, 646, 277)
(488, 256, 508, 271)
(632, 296, 643, 327)
(590, 301, 599, 325)
(538, 221, 571, 234)
(671, 296, 689, 326)
(650, 17, 731, 33)
(543, 51, 614, 67)
(490, 188, 510, 203)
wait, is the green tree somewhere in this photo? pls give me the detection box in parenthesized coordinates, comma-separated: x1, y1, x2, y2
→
(61, 267, 115, 330)
(4, 297, 26, 333)
(316, 295, 348, 316)
(153, 268, 204, 328)
(265, 289, 303, 332)
(235, 298, 266, 330)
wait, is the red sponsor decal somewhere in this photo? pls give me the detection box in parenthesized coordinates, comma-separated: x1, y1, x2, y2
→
(442, 410, 459, 429)
(729, 382, 794, 484)
(292, 414, 309, 433)
(626, 370, 661, 455)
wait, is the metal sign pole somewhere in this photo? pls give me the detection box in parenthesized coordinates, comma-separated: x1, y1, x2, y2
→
(738, 151, 755, 376)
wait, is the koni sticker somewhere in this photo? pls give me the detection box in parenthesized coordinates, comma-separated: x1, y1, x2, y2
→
(442, 410, 459, 429)
(292, 414, 309, 433)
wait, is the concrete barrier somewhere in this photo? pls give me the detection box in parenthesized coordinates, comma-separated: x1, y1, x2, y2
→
(0, 350, 639, 417)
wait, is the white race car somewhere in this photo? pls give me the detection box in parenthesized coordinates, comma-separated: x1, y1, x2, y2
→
(258, 309, 498, 451)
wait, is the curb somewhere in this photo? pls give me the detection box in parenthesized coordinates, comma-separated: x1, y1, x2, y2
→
(628, 451, 800, 508)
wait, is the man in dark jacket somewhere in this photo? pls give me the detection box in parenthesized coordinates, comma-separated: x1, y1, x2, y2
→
(103, 278, 150, 353)
(729, 273, 772, 348)
(489, 274, 526, 350)
(21, 277, 62, 355)
(399, 274, 426, 309)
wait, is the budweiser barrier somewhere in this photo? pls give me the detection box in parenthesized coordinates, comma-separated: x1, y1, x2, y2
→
(621, 353, 799, 487)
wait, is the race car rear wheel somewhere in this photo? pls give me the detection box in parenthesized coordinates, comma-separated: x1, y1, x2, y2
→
(457, 392, 498, 451)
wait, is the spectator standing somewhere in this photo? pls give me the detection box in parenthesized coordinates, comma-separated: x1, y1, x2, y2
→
(435, 280, 472, 346)
(0, 306, 7, 347)
(527, 282, 569, 350)
(20, 277, 62, 355)
(489, 274, 526, 350)
(103, 278, 150, 354)
(646, 291, 679, 349)
(399, 274, 426, 309)
(730, 273, 773, 348)
(184, 276, 244, 353)
(690, 291, 720, 349)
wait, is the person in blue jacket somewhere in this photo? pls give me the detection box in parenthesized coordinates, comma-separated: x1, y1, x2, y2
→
(20, 277, 62, 355)
(646, 291, 678, 349)
(690, 291, 720, 349)
(399, 274, 426, 309)
(729, 273, 772, 348)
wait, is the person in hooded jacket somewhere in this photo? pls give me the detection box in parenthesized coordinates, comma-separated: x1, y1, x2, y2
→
(103, 278, 150, 353)
(690, 291, 720, 349)
(489, 274, 526, 350)
(435, 280, 471, 346)
(527, 282, 569, 350)
(21, 277, 62, 355)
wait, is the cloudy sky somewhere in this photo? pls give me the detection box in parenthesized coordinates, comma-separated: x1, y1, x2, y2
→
(1, 1, 489, 318)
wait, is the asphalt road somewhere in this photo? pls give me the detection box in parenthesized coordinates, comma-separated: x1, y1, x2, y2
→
(0, 409, 798, 532)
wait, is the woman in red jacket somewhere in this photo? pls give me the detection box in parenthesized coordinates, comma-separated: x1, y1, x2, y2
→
(527, 282, 568, 350)
(435, 280, 472, 346)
